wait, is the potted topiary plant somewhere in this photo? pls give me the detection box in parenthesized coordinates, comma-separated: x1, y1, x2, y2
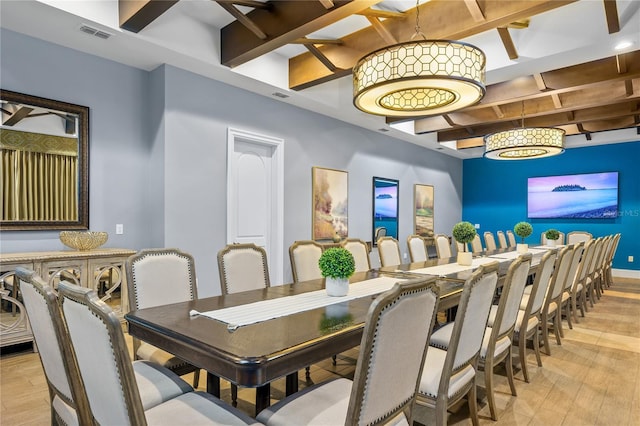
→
(452, 221, 477, 266)
(514, 221, 533, 253)
(318, 247, 355, 296)
(545, 229, 560, 247)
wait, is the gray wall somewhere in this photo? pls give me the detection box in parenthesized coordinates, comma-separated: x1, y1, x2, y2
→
(1, 30, 463, 297)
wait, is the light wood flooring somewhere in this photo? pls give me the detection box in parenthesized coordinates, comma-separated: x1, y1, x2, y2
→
(2, 278, 639, 425)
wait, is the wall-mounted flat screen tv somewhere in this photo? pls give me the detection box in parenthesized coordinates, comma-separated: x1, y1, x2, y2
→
(528, 171, 618, 219)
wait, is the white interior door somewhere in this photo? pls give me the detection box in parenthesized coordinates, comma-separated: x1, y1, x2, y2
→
(227, 128, 284, 285)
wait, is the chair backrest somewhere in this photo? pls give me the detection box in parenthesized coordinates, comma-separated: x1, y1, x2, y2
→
(374, 227, 387, 241)
(563, 243, 585, 294)
(16, 268, 93, 426)
(434, 234, 452, 259)
(407, 235, 428, 262)
(567, 231, 593, 245)
(496, 231, 508, 249)
(58, 280, 148, 426)
(557, 231, 565, 245)
(594, 236, 610, 273)
(506, 230, 517, 248)
(455, 241, 467, 254)
(545, 245, 575, 306)
(540, 232, 548, 245)
(289, 240, 324, 283)
(217, 243, 270, 294)
(341, 238, 371, 273)
(490, 254, 532, 338)
(471, 234, 483, 253)
(346, 278, 440, 426)
(377, 237, 402, 267)
(523, 250, 558, 316)
(445, 262, 499, 371)
(484, 231, 497, 251)
(575, 239, 596, 286)
(126, 248, 197, 311)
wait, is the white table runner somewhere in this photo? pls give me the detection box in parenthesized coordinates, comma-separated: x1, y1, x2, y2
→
(488, 248, 547, 260)
(401, 256, 498, 276)
(192, 276, 405, 328)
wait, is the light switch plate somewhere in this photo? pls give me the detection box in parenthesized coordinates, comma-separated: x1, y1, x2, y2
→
(116, 224, 124, 235)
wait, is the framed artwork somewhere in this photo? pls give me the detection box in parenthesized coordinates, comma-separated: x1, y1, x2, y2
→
(372, 177, 399, 244)
(312, 167, 348, 240)
(414, 184, 434, 238)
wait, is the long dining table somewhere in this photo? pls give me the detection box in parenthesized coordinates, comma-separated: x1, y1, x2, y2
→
(125, 245, 554, 416)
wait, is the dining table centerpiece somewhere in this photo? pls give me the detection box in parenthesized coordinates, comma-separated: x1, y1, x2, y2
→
(514, 221, 533, 253)
(452, 221, 476, 266)
(545, 229, 560, 247)
(318, 247, 355, 296)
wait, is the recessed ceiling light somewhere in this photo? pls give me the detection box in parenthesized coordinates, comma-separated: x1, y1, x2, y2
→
(615, 41, 632, 50)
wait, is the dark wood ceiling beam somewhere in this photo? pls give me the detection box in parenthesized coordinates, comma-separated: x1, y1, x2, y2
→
(221, 0, 381, 68)
(217, 0, 271, 9)
(603, 0, 620, 34)
(119, 0, 179, 33)
(551, 93, 563, 108)
(577, 123, 592, 140)
(217, 2, 267, 39)
(289, 0, 575, 90)
(492, 105, 504, 118)
(292, 38, 343, 45)
(367, 16, 397, 44)
(497, 27, 518, 60)
(617, 53, 627, 73)
(2, 106, 33, 126)
(304, 44, 339, 72)
(625, 80, 634, 96)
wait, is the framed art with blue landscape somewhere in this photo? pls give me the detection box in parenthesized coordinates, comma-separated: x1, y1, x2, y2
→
(372, 177, 399, 243)
(528, 171, 618, 219)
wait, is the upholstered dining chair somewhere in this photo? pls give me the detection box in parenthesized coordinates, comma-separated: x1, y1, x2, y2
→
(341, 238, 371, 273)
(126, 248, 201, 388)
(434, 234, 452, 259)
(218, 243, 271, 294)
(289, 240, 324, 283)
(484, 231, 497, 251)
(539, 245, 575, 356)
(416, 262, 500, 426)
(430, 255, 531, 420)
(567, 231, 593, 245)
(604, 234, 621, 289)
(591, 236, 610, 300)
(17, 268, 93, 426)
(57, 281, 260, 426)
(511, 250, 557, 382)
(407, 234, 429, 262)
(257, 277, 440, 426)
(570, 239, 596, 315)
(374, 226, 387, 241)
(471, 234, 483, 254)
(560, 242, 587, 329)
(377, 236, 402, 267)
(18, 268, 197, 426)
(496, 231, 509, 249)
(506, 230, 517, 248)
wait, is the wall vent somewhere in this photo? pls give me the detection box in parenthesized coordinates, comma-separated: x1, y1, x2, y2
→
(378, 128, 389, 132)
(79, 24, 112, 40)
(272, 92, 289, 99)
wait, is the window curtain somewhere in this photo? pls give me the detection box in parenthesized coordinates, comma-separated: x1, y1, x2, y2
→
(1, 129, 78, 221)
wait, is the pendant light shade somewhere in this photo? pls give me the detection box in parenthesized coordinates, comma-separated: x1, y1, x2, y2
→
(353, 40, 486, 117)
(484, 127, 566, 160)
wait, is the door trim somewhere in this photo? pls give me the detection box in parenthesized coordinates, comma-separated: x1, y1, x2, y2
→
(227, 128, 284, 285)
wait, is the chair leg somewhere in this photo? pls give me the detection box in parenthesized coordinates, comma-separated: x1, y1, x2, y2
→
(533, 328, 543, 367)
(571, 296, 579, 324)
(485, 363, 497, 421)
(554, 314, 562, 346)
(192, 369, 200, 388)
(506, 348, 517, 397)
(435, 395, 449, 426)
(231, 384, 238, 407)
(564, 301, 573, 330)
(468, 379, 480, 426)
(518, 332, 530, 383)
(332, 355, 337, 366)
(305, 366, 311, 382)
(541, 316, 552, 356)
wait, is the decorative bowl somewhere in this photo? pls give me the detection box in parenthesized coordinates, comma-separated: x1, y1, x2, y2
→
(59, 231, 108, 251)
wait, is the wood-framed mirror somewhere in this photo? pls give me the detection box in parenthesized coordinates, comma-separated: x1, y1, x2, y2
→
(0, 89, 89, 231)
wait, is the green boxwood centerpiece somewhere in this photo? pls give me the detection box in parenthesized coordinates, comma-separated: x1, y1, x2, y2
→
(452, 221, 477, 253)
(514, 221, 533, 243)
(545, 229, 560, 241)
(319, 247, 355, 279)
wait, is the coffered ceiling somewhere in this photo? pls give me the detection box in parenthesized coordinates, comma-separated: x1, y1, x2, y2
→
(1, 0, 639, 158)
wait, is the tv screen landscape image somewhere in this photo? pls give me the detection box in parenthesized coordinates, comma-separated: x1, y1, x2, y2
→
(528, 172, 619, 219)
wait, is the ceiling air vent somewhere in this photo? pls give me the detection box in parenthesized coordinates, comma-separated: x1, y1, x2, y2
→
(272, 92, 289, 99)
(378, 128, 389, 132)
(79, 24, 112, 40)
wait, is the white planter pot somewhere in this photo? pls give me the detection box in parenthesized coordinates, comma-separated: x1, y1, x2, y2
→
(325, 277, 349, 297)
(457, 251, 473, 266)
(517, 243, 528, 254)
(546, 240, 557, 247)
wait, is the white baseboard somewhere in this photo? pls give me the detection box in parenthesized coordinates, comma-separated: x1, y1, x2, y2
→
(612, 268, 640, 279)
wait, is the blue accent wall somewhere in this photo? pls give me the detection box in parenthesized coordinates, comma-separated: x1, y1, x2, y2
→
(463, 141, 640, 271)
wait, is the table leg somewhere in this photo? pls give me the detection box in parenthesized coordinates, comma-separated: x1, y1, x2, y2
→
(285, 372, 299, 396)
(255, 383, 270, 416)
(206, 372, 221, 397)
